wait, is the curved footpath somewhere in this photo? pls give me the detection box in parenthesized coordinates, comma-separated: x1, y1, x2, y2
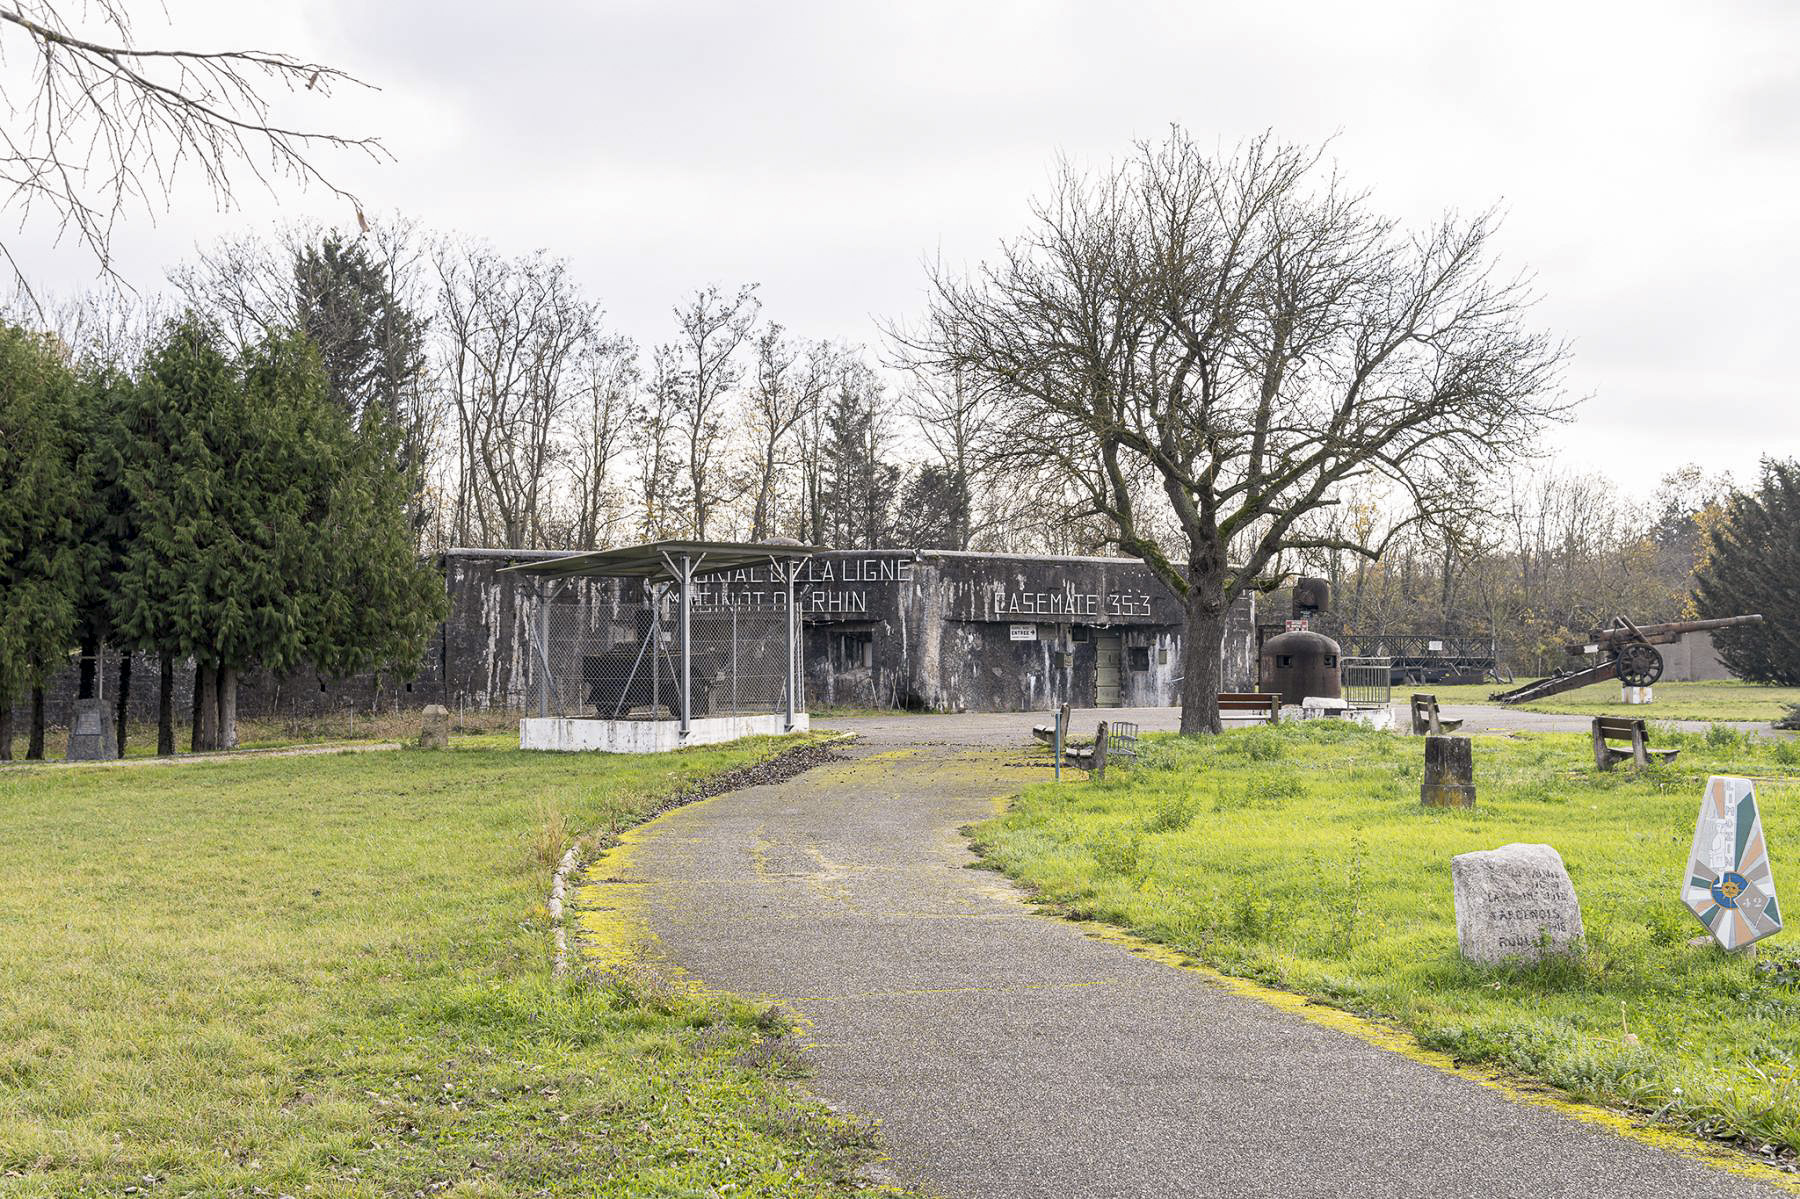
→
(577, 709, 1792, 1198)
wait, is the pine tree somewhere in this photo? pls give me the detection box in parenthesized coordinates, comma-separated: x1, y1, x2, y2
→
(114, 315, 238, 751)
(1693, 458, 1800, 685)
(116, 316, 445, 750)
(294, 233, 430, 533)
(71, 365, 140, 754)
(0, 324, 82, 760)
(820, 366, 900, 549)
(307, 405, 448, 683)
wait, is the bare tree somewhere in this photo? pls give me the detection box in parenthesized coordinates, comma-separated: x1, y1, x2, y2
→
(667, 284, 758, 539)
(901, 130, 1570, 732)
(0, 2, 384, 290)
(566, 339, 638, 548)
(745, 324, 833, 540)
(433, 239, 601, 548)
(629, 345, 686, 540)
(904, 369, 989, 550)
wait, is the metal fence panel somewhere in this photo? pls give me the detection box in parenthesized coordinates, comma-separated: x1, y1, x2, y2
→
(1340, 656, 1393, 710)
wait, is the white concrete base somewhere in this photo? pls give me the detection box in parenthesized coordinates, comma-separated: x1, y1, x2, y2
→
(1622, 686, 1654, 705)
(1283, 698, 1395, 730)
(520, 712, 810, 753)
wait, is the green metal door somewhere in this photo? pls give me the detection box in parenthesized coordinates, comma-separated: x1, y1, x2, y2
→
(1095, 632, 1123, 707)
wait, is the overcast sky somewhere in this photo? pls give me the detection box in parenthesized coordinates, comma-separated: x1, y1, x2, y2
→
(8, 0, 1797, 497)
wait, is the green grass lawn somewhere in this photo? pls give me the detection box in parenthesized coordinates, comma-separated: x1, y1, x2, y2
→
(9, 706, 525, 762)
(974, 722, 1800, 1153)
(0, 736, 888, 1197)
(1430, 679, 1800, 723)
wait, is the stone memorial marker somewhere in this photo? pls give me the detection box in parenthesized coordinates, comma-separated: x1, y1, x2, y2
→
(65, 697, 117, 761)
(1451, 842, 1584, 965)
(420, 704, 450, 750)
(1683, 775, 1781, 951)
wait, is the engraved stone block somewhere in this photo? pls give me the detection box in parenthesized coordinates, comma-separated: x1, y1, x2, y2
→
(1452, 842, 1584, 965)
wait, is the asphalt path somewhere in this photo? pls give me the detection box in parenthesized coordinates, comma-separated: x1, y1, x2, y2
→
(582, 709, 1787, 1197)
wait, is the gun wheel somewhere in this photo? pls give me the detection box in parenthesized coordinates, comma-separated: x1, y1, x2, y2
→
(1615, 642, 1664, 688)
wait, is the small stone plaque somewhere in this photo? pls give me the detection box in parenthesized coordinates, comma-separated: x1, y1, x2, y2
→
(1451, 842, 1584, 965)
(1683, 776, 1781, 951)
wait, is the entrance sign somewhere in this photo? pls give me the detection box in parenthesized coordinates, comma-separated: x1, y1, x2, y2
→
(1009, 624, 1038, 641)
(1683, 776, 1782, 950)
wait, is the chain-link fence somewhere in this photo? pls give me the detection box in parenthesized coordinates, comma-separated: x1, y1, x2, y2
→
(524, 578, 798, 722)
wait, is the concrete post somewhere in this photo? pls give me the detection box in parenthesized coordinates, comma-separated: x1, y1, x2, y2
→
(1094, 720, 1110, 781)
(1421, 735, 1475, 808)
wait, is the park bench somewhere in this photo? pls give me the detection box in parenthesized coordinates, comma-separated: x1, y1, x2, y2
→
(1591, 716, 1680, 770)
(1218, 692, 1281, 724)
(1090, 719, 1139, 779)
(1409, 693, 1463, 735)
(1030, 710, 1141, 777)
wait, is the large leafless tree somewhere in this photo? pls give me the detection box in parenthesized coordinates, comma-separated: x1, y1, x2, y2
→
(901, 130, 1571, 732)
(0, 2, 382, 290)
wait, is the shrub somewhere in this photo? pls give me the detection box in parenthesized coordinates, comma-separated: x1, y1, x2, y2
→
(1144, 792, 1199, 833)
(1223, 727, 1286, 761)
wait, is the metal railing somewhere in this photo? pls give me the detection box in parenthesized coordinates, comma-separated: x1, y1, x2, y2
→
(1339, 656, 1393, 710)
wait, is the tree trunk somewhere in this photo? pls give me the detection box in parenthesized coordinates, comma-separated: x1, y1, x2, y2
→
(157, 655, 175, 756)
(218, 666, 239, 750)
(0, 702, 13, 760)
(27, 686, 46, 759)
(77, 637, 98, 700)
(196, 663, 219, 752)
(115, 654, 132, 758)
(1178, 581, 1228, 735)
(191, 663, 205, 751)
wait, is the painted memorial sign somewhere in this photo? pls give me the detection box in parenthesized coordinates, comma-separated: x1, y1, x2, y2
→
(1683, 775, 1782, 950)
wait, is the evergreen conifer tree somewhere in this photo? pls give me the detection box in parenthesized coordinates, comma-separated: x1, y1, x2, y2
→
(1693, 458, 1800, 685)
(0, 325, 82, 760)
(114, 315, 238, 750)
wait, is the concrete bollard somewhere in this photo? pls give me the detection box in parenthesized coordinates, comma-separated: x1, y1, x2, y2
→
(1421, 734, 1475, 808)
(420, 703, 450, 750)
(1094, 721, 1109, 781)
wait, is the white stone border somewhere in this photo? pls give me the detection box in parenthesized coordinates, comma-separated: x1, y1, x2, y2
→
(550, 843, 580, 977)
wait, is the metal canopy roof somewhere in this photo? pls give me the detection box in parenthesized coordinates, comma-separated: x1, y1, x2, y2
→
(496, 539, 822, 582)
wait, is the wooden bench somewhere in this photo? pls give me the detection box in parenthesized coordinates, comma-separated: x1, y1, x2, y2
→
(1592, 716, 1680, 770)
(1092, 720, 1139, 779)
(1219, 692, 1281, 724)
(1409, 693, 1463, 735)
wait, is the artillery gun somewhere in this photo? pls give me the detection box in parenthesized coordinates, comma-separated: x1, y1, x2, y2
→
(1491, 614, 1764, 705)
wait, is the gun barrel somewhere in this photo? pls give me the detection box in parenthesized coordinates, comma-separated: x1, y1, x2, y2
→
(1564, 614, 1764, 655)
